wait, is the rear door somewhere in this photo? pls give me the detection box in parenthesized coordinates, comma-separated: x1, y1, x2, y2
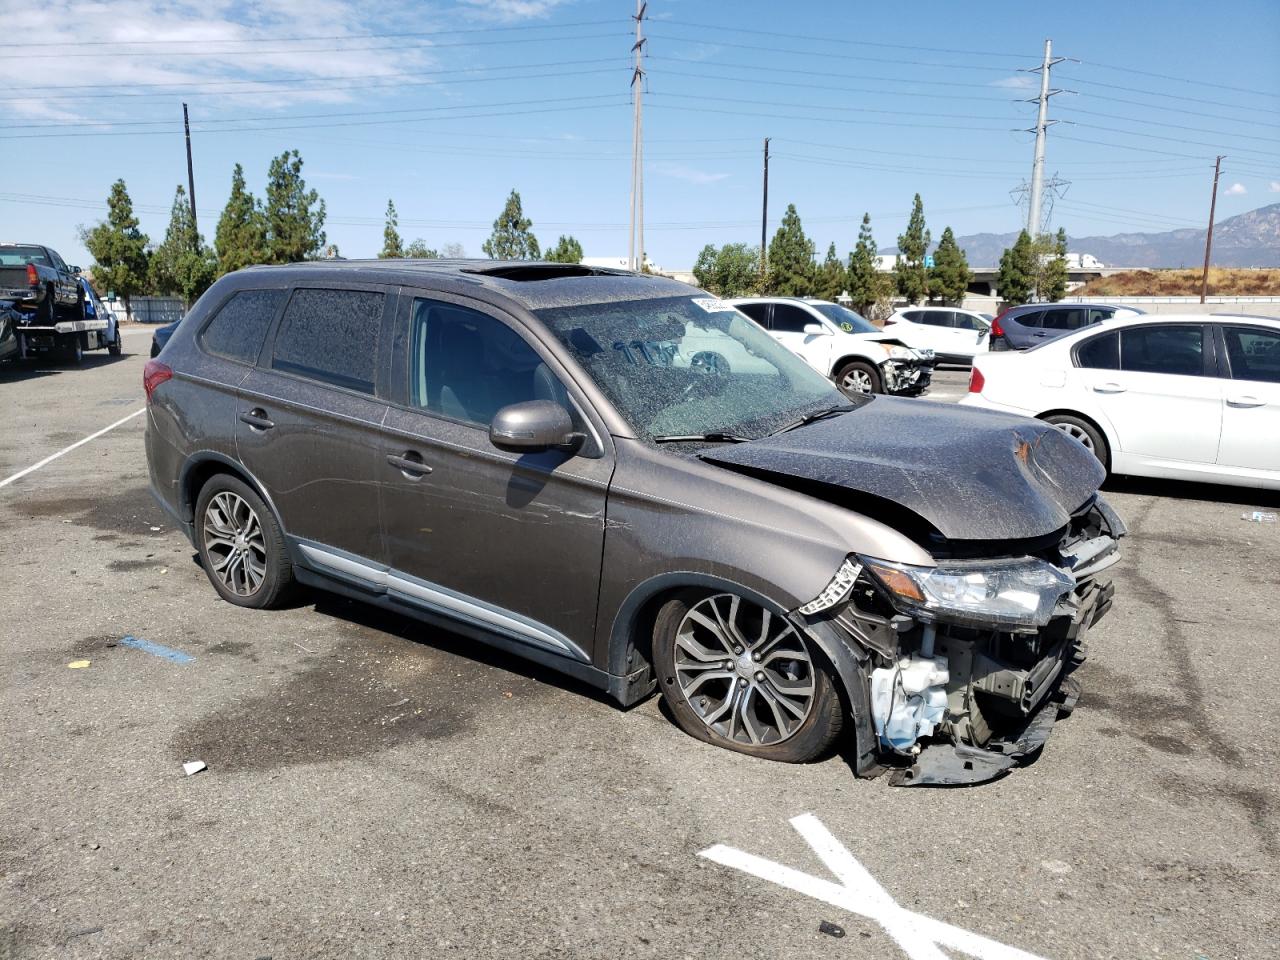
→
(1079, 323, 1221, 464)
(1003, 309, 1043, 349)
(377, 291, 612, 662)
(236, 283, 394, 563)
(1216, 324, 1280, 473)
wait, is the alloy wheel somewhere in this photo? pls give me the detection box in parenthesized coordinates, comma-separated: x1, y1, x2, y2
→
(1054, 421, 1095, 452)
(673, 594, 816, 746)
(203, 491, 267, 596)
(840, 369, 874, 394)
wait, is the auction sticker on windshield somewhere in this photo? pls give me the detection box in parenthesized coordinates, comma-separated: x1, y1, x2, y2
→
(691, 297, 735, 313)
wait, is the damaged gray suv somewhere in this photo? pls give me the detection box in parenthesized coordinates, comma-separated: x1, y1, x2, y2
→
(145, 261, 1124, 785)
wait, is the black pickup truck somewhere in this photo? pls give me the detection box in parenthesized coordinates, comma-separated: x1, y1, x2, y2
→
(0, 242, 118, 362)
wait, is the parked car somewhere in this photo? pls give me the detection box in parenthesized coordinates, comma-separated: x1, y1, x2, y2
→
(989, 302, 1144, 352)
(884, 306, 990, 364)
(728, 297, 934, 396)
(962, 313, 1280, 489)
(150, 319, 180, 357)
(145, 261, 1122, 786)
(0, 242, 81, 324)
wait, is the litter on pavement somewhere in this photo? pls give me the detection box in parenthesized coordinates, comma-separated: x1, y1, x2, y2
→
(182, 761, 207, 776)
(1241, 511, 1277, 522)
(119, 636, 195, 664)
(67, 660, 90, 669)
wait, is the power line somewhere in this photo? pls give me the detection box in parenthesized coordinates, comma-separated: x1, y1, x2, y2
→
(1058, 106, 1280, 145)
(652, 54, 1025, 91)
(1060, 73, 1280, 117)
(645, 32, 1019, 72)
(651, 91, 1016, 124)
(1076, 60, 1280, 100)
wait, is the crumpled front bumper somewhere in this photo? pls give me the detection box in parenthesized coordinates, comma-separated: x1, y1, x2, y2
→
(883, 359, 934, 396)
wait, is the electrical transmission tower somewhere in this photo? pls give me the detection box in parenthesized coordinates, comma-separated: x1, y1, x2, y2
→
(628, 1, 647, 272)
(1018, 39, 1071, 236)
(1011, 174, 1070, 235)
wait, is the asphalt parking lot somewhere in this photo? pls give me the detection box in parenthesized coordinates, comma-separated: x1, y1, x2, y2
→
(2, 345, 1277, 960)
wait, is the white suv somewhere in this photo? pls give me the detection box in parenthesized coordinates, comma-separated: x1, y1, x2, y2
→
(884, 306, 990, 364)
(729, 297, 934, 396)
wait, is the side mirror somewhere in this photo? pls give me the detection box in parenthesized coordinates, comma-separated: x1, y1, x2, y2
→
(71, 266, 83, 275)
(802, 323, 830, 336)
(490, 400, 581, 453)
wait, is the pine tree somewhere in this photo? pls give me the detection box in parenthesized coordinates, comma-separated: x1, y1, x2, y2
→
(80, 179, 149, 320)
(928, 226, 972, 305)
(405, 239, 439, 258)
(149, 185, 217, 306)
(380, 199, 404, 259)
(997, 230, 1037, 306)
(544, 235, 584, 264)
(894, 193, 931, 304)
(1037, 227, 1070, 302)
(766, 204, 815, 296)
(846, 213, 882, 317)
(214, 163, 267, 276)
(816, 242, 847, 301)
(692, 243, 761, 298)
(482, 189, 540, 260)
(262, 150, 326, 263)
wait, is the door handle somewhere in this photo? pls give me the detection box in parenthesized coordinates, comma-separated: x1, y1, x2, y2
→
(1092, 383, 1126, 394)
(1226, 396, 1266, 408)
(387, 451, 432, 478)
(239, 408, 274, 430)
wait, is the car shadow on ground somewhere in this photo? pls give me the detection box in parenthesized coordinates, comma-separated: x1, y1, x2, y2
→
(0, 353, 130, 382)
(1104, 474, 1280, 508)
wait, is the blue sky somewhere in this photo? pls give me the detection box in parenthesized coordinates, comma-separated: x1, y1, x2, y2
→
(2, 0, 1278, 270)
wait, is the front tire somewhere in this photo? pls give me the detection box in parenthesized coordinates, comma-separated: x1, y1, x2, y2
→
(834, 360, 882, 396)
(1044, 414, 1110, 472)
(653, 591, 844, 763)
(195, 474, 294, 609)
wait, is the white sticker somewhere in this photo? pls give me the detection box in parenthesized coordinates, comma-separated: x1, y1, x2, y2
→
(691, 297, 733, 314)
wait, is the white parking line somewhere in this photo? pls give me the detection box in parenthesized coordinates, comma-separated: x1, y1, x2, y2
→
(0, 408, 146, 490)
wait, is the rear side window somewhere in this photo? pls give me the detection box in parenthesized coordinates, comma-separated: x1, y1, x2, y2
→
(272, 288, 384, 393)
(918, 311, 952, 327)
(1040, 307, 1089, 331)
(1076, 331, 1119, 369)
(902, 310, 923, 322)
(735, 302, 770, 325)
(200, 289, 284, 364)
(1223, 326, 1280, 383)
(1120, 325, 1205, 377)
(1014, 309, 1044, 328)
(771, 304, 812, 333)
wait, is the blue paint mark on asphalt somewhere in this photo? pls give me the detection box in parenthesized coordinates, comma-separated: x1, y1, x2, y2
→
(119, 636, 194, 664)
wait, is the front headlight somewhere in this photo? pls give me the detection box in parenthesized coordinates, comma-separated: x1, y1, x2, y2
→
(883, 345, 914, 360)
(859, 555, 1075, 632)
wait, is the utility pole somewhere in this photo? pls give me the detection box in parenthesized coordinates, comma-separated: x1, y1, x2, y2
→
(1200, 155, 1225, 304)
(182, 102, 198, 246)
(1025, 39, 1066, 236)
(760, 137, 770, 276)
(628, 1, 647, 272)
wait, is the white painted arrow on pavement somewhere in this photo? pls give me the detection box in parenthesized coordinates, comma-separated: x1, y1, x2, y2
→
(699, 813, 1050, 960)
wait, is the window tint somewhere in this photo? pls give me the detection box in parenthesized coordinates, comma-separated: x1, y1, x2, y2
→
(410, 299, 568, 427)
(201, 289, 285, 364)
(919, 311, 952, 328)
(954, 312, 985, 331)
(1087, 308, 1114, 324)
(1040, 307, 1089, 331)
(1120, 325, 1205, 377)
(735, 302, 770, 325)
(902, 310, 923, 322)
(272, 288, 384, 393)
(770, 303, 813, 333)
(1076, 331, 1119, 370)
(1015, 310, 1044, 328)
(1223, 326, 1280, 384)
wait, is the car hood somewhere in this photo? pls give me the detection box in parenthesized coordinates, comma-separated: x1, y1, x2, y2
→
(701, 397, 1104, 542)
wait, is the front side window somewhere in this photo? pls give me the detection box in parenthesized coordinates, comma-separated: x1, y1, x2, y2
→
(954, 312, 986, 331)
(810, 302, 878, 333)
(409, 299, 569, 428)
(271, 288, 384, 393)
(1223, 326, 1280, 384)
(535, 295, 845, 441)
(770, 303, 814, 333)
(1120, 325, 1205, 377)
(200, 289, 285, 364)
(1088, 308, 1114, 324)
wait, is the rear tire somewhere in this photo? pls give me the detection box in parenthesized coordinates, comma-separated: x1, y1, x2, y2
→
(108, 331, 122, 357)
(834, 360, 882, 396)
(1044, 414, 1110, 472)
(61, 334, 83, 364)
(653, 591, 844, 763)
(195, 474, 294, 609)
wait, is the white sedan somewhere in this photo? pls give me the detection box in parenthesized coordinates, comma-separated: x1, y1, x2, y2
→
(960, 313, 1280, 489)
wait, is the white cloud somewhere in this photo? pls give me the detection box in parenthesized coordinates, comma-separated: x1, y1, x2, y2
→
(455, 0, 573, 21)
(1269, 181, 1280, 193)
(655, 163, 729, 186)
(1224, 182, 1248, 195)
(992, 75, 1036, 90)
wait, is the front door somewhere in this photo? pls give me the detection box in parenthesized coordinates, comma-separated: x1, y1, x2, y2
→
(1217, 323, 1280, 473)
(236, 284, 393, 563)
(769, 302, 831, 375)
(1086, 324, 1221, 464)
(378, 293, 612, 662)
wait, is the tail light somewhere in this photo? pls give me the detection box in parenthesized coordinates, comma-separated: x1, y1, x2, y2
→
(26, 263, 38, 286)
(990, 312, 1007, 339)
(143, 359, 173, 401)
(968, 367, 985, 393)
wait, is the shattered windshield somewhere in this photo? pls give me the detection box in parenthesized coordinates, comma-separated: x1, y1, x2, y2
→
(535, 295, 853, 441)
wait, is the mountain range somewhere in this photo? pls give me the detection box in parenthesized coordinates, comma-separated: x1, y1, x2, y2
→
(927, 202, 1280, 269)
